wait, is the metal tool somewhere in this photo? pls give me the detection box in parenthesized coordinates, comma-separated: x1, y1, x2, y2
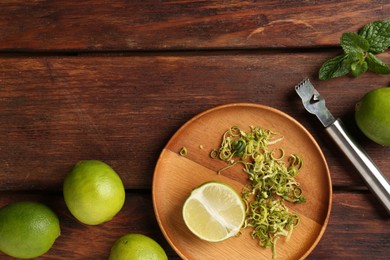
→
(295, 78, 390, 215)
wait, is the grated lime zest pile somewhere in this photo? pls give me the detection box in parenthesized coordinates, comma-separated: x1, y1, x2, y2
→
(211, 126, 305, 258)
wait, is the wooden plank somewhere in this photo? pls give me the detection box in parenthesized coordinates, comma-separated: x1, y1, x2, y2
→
(310, 192, 390, 259)
(1, 52, 389, 190)
(0, 191, 388, 259)
(0, 1, 389, 51)
(0, 191, 170, 260)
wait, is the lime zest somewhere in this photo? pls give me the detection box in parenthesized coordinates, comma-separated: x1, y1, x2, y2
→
(211, 126, 305, 258)
(179, 147, 188, 157)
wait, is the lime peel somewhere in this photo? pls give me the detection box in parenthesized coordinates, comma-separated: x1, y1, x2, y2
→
(211, 126, 305, 258)
(182, 181, 246, 242)
(0, 201, 60, 259)
(109, 234, 167, 260)
(63, 160, 125, 225)
(355, 87, 390, 146)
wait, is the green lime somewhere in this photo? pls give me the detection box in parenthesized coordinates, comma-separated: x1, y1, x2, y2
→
(182, 181, 246, 242)
(108, 234, 168, 260)
(63, 160, 125, 225)
(355, 87, 390, 146)
(0, 201, 61, 259)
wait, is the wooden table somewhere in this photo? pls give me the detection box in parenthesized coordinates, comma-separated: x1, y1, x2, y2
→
(1, 1, 389, 259)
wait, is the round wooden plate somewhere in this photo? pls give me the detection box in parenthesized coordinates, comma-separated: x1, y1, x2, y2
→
(152, 103, 332, 260)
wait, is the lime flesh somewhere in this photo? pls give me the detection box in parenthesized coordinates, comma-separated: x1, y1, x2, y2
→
(182, 181, 246, 242)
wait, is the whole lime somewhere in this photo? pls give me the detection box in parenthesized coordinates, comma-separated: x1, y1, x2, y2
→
(108, 234, 168, 260)
(63, 160, 125, 225)
(0, 201, 61, 259)
(355, 87, 390, 146)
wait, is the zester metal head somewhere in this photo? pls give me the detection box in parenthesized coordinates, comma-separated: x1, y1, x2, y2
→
(295, 78, 335, 127)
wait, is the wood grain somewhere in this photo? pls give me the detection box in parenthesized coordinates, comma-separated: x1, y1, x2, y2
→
(1, 52, 389, 191)
(0, 1, 389, 51)
(310, 192, 390, 260)
(1, 1, 389, 259)
(0, 191, 169, 260)
(0, 191, 388, 259)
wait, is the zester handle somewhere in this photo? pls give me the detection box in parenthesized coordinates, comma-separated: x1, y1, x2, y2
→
(325, 118, 390, 215)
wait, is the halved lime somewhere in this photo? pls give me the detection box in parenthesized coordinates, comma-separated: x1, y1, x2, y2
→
(182, 181, 246, 242)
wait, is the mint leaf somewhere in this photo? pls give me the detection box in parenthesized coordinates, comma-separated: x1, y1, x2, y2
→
(341, 32, 369, 54)
(319, 55, 350, 80)
(351, 61, 368, 77)
(366, 52, 390, 74)
(359, 20, 390, 54)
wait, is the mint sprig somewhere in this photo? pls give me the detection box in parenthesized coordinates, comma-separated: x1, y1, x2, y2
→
(319, 20, 390, 80)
